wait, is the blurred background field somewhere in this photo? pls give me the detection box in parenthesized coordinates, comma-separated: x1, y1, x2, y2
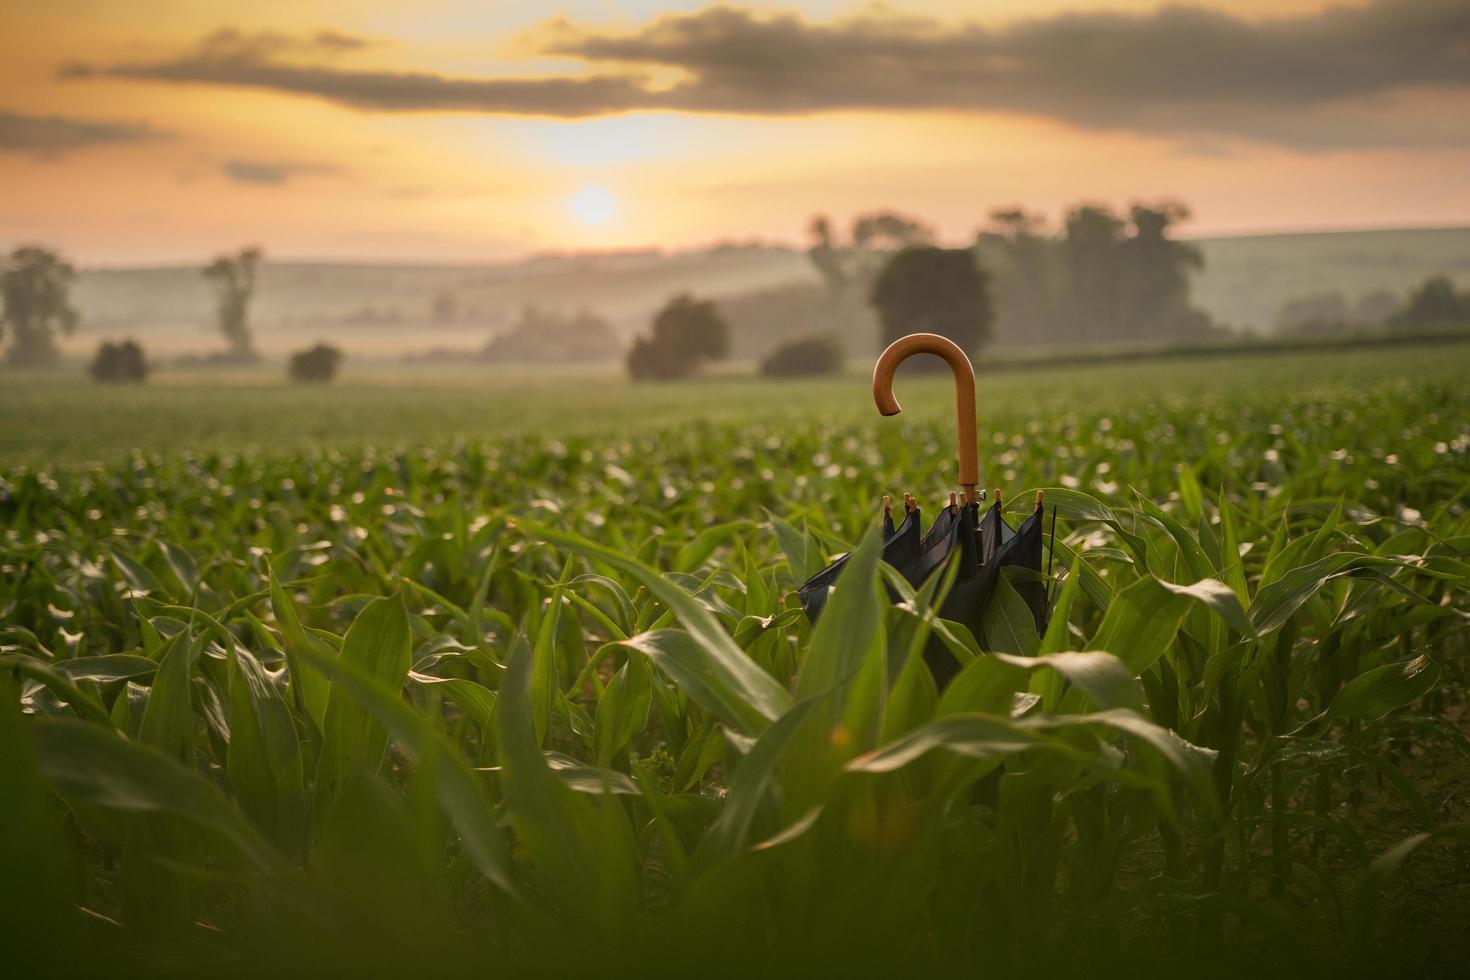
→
(40, 226, 1470, 361)
(6, 340, 1469, 467)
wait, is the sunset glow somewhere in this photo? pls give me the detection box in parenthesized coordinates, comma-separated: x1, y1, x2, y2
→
(571, 185, 617, 227)
(1, 1, 1467, 263)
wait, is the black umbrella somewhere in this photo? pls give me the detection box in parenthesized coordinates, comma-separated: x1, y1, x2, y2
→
(797, 333, 1050, 687)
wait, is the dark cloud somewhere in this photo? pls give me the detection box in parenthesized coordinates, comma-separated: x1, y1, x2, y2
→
(59, 1, 1470, 149)
(64, 27, 655, 116)
(0, 109, 163, 157)
(221, 158, 340, 184)
(545, 0, 1470, 148)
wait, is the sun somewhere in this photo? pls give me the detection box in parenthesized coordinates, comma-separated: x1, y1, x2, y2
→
(570, 185, 616, 226)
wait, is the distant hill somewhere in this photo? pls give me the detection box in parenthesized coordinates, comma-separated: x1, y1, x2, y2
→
(1192, 227, 1470, 330)
(68, 245, 817, 357)
(61, 228, 1470, 358)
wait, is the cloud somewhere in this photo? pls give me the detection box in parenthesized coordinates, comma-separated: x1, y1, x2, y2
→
(221, 158, 340, 184)
(64, 27, 653, 116)
(59, 1, 1470, 149)
(0, 109, 164, 157)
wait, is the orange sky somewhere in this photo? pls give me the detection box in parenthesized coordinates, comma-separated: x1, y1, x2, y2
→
(2, 0, 1467, 264)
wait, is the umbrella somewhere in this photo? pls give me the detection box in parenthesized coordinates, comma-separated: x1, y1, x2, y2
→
(797, 333, 1051, 687)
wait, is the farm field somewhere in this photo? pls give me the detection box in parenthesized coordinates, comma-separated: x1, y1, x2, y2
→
(3, 343, 1469, 976)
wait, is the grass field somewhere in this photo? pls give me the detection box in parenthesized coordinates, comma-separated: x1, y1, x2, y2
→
(3, 343, 1469, 976)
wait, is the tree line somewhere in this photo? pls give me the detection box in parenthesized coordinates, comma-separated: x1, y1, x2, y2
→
(6, 206, 1468, 384)
(0, 244, 341, 382)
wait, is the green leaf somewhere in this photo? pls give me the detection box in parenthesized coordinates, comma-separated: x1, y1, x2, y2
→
(1328, 655, 1440, 721)
(1088, 575, 1193, 674)
(0, 654, 112, 726)
(594, 652, 652, 767)
(138, 630, 196, 763)
(621, 629, 788, 736)
(527, 520, 791, 732)
(941, 649, 1142, 717)
(1157, 577, 1256, 639)
(32, 718, 285, 872)
(742, 547, 772, 616)
(497, 636, 639, 937)
(674, 520, 749, 573)
(409, 673, 497, 731)
(1249, 553, 1405, 634)
(295, 639, 513, 895)
(0, 674, 78, 935)
(982, 572, 1041, 657)
(1038, 568, 1079, 656)
(270, 565, 332, 728)
(227, 646, 306, 854)
(768, 511, 823, 582)
(796, 519, 884, 701)
(848, 714, 1044, 774)
(316, 595, 412, 808)
(53, 654, 158, 684)
(850, 708, 1213, 813)
(1012, 651, 1144, 714)
(531, 576, 568, 746)
(691, 696, 822, 872)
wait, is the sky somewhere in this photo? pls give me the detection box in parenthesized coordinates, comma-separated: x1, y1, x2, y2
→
(1, 0, 1468, 264)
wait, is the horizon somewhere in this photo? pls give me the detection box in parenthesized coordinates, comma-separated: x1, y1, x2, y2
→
(57, 221, 1470, 272)
(4, 0, 1470, 265)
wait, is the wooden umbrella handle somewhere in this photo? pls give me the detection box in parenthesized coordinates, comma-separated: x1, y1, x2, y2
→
(872, 333, 980, 504)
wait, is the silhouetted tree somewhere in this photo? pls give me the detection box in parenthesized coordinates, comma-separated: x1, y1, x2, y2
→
(975, 208, 1066, 345)
(627, 293, 729, 381)
(288, 343, 342, 383)
(626, 335, 692, 381)
(1391, 275, 1470, 329)
(90, 339, 147, 383)
(1062, 205, 1128, 346)
(1118, 202, 1206, 340)
(759, 334, 844, 378)
(975, 200, 1213, 347)
(807, 211, 931, 353)
(870, 247, 993, 357)
(203, 246, 262, 361)
(1, 245, 79, 367)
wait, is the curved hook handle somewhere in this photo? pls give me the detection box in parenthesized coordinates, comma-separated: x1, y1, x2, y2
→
(872, 333, 980, 504)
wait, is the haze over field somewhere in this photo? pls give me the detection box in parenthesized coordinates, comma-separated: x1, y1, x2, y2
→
(54, 226, 1470, 359)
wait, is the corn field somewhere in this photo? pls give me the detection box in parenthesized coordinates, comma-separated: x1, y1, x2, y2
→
(3, 351, 1468, 976)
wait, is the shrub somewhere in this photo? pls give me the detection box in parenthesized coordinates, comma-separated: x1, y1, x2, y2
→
(89, 339, 147, 383)
(1391, 274, 1470, 330)
(627, 293, 730, 381)
(288, 343, 343, 384)
(626, 335, 691, 381)
(759, 334, 844, 378)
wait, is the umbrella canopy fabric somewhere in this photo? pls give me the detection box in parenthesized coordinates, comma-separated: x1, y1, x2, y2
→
(798, 498, 1046, 687)
(795, 333, 1050, 687)
(796, 500, 922, 622)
